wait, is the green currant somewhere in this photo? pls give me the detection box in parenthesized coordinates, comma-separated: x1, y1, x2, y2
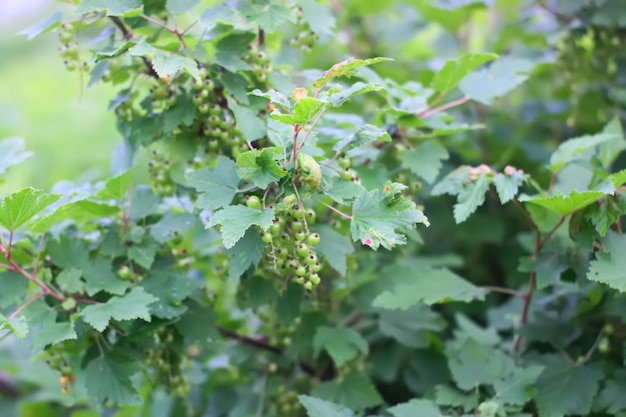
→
(246, 195, 262, 209)
(296, 243, 309, 257)
(338, 156, 351, 169)
(260, 231, 273, 243)
(307, 233, 320, 245)
(340, 167, 353, 181)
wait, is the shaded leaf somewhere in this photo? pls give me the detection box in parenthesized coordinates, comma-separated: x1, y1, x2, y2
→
(459, 57, 534, 105)
(431, 52, 497, 93)
(0, 188, 62, 231)
(206, 205, 275, 249)
(80, 287, 157, 331)
(587, 231, 626, 292)
(313, 326, 368, 366)
(186, 156, 240, 211)
(314, 57, 392, 89)
(401, 142, 449, 184)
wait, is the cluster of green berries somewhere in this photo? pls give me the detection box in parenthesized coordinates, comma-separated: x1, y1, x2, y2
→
(57, 23, 88, 72)
(46, 345, 75, 395)
(117, 263, 143, 284)
(148, 149, 175, 196)
(115, 91, 145, 121)
(150, 79, 179, 112)
(289, 6, 317, 52)
(248, 195, 322, 290)
(143, 326, 190, 398)
(243, 46, 272, 82)
(257, 310, 301, 348)
(190, 69, 248, 157)
(267, 384, 305, 417)
(338, 154, 360, 183)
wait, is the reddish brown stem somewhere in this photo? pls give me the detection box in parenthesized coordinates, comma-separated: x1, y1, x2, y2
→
(419, 96, 471, 119)
(9, 293, 45, 319)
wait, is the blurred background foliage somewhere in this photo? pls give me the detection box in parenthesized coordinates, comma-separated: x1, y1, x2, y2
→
(1, 0, 626, 415)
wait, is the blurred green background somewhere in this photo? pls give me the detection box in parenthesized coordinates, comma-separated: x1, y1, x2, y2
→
(0, 1, 118, 195)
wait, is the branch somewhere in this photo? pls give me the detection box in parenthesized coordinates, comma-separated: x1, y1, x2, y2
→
(9, 293, 45, 319)
(480, 286, 525, 298)
(108, 16, 159, 79)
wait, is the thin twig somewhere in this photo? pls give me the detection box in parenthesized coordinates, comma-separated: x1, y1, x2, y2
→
(480, 286, 525, 298)
(317, 200, 353, 220)
(419, 96, 471, 119)
(8, 293, 45, 319)
(538, 216, 567, 252)
(108, 16, 159, 78)
(417, 92, 446, 117)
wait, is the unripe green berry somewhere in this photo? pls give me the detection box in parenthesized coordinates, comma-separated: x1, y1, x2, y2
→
(246, 195, 262, 209)
(307, 233, 320, 245)
(296, 243, 309, 256)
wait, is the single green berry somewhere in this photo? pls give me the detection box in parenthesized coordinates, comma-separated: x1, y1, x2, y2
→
(296, 243, 309, 257)
(340, 167, 353, 181)
(307, 233, 320, 245)
(338, 156, 351, 169)
(260, 231, 273, 243)
(246, 195, 262, 209)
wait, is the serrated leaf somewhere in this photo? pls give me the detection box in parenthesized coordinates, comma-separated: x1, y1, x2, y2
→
(321, 176, 365, 205)
(80, 287, 157, 331)
(225, 229, 265, 280)
(141, 271, 202, 319)
(128, 238, 158, 269)
(379, 305, 445, 348)
(388, 399, 442, 417)
(334, 124, 391, 153)
(94, 41, 135, 62)
(0, 272, 28, 308)
(236, 148, 286, 189)
(493, 171, 526, 203)
(32, 319, 77, 353)
(83, 258, 130, 296)
(299, 0, 336, 35)
(130, 185, 160, 220)
(18, 11, 63, 40)
(373, 267, 484, 309)
(230, 102, 267, 142)
(587, 231, 626, 291)
(298, 396, 354, 417)
(494, 364, 544, 405)
(0, 137, 33, 174)
(207, 205, 275, 249)
(549, 132, 619, 172)
(200, 4, 242, 28)
(522, 190, 605, 216)
(311, 371, 383, 411)
(594, 370, 626, 414)
(316, 226, 354, 275)
(400, 142, 449, 184)
(350, 183, 429, 250)
(459, 57, 534, 105)
(0, 188, 62, 231)
(313, 326, 368, 366)
(242, 3, 295, 32)
(313, 57, 392, 89)
(271, 97, 325, 125)
(166, 0, 200, 13)
(85, 352, 141, 405)
(249, 89, 291, 112)
(597, 116, 626, 169)
(453, 173, 490, 223)
(56, 268, 84, 293)
(0, 314, 29, 339)
(431, 52, 497, 93)
(47, 235, 89, 269)
(186, 156, 240, 211)
(75, 0, 142, 16)
(534, 356, 603, 417)
(95, 169, 135, 201)
(152, 53, 200, 80)
(329, 82, 384, 107)
(30, 199, 119, 234)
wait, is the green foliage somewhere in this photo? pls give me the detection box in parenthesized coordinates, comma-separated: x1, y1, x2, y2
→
(2, 1, 626, 417)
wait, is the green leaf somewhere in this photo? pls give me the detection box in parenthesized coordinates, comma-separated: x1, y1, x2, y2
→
(18, 11, 63, 40)
(94, 41, 135, 62)
(597, 116, 626, 169)
(166, 0, 200, 13)
(207, 205, 275, 249)
(316, 226, 354, 275)
(299, 0, 336, 35)
(594, 370, 626, 414)
(0, 314, 29, 339)
(494, 364, 544, 405)
(95, 169, 135, 201)
(587, 231, 626, 291)
(373, 267, 485, 309)
(242, 3, 295, 32)
(75, 0, 142, 16)
(32, 319, 77, 353)
(313, 326, 368, 366)
(431, 52, 497, 93)
(200, 4, 242, 28)
(298, 396, 354, 417)
(141, 271, 202, 319)
(534, 356, 603, 417)
(313, 57, 392, 89)
(493, 170, 526, 203)
(400, 142, 449, 184)
(249, 89, 291, 112)
(271, 97, 325, 125)
(186, 156, 240, 211)
(329, 82, 384, 107)
(311, 371, 383, 411)
(447, 338, 517, 390)
(388, 399, 442, 417)
(549, 132, 619, 172)
(225, 229, 265, 280)
(522, 190, 605, 216)
(459, 57, 534, 105)
(379, 305, 445, 348)
(230, 102, 267, 142)
(152, 53, 201, 80)
(56, 269, 84, 293)
(80, 287, 157, 331)
(350, 183, 429, 250)
(0, 272, 28, 308)
(83, 258, 130, 296)
(334, 124, 391, 153)
(236, 148, 286, 189)
(0, 137, 33, 174)
(85, 352, 141, 405)
(453, 173, 490, 223)
(47, 235, 89, 269)
(321, 176, 365, 205)
(130, 185, 161, 220)
(0, 188, 62, 231)
(30, 199, 119, 234)
(128, 238, 158, 269)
